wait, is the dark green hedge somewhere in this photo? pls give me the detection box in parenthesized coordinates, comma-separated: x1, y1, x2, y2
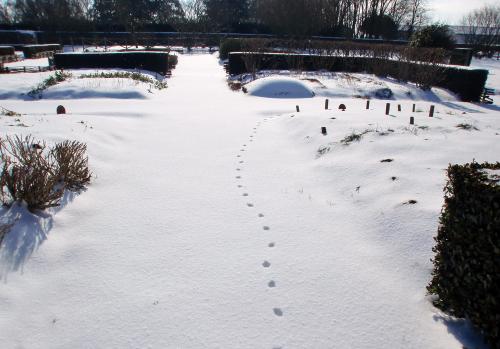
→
(428, 162, 500, 348)
(220, 38, 244, 60)
(23, 44, 62, 58)
(228, 53, 488, 101)
(54, 52, 172, 75)
(0, 46, 15, 56)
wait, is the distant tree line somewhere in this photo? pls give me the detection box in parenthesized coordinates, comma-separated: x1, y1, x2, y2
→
(0, 0, 498, 49)
(0, 0, 427, 39)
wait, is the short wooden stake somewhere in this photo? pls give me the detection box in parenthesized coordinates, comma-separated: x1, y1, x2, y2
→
(410, 117, 415, 125)
(398, 104, 401, 112)
(412, 104, 416, 112)
(385, 103, 390, 115)
(429, 105, 435, 117)
(321, 127, 327, 136)
(325, 99, 329, 110)
(296, 105, 300, 112)
(366, 100, 370, 109)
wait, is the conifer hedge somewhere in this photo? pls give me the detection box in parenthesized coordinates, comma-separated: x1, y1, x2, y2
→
(54, 52, 172, 75)
(228, 52, 488, 101)
(0, 46, 15, 56)
(23, 44, 62, 58)
(428, 162, 500, 348)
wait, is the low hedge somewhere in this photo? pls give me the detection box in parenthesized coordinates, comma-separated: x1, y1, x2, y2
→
(54, 52, 171, 75)
(428, 162, 500, 348)
(228, 52, 488, 101)
(23, 44, 62, 58)
(220, 38, 244, 60)
(0, 46, 15, 56)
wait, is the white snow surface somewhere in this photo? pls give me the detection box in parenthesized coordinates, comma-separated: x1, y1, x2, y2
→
(0, 54, 499, 349)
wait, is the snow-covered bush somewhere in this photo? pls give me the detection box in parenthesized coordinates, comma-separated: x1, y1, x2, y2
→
(428, 162, 500, 348)
(0, 135, 91, 212)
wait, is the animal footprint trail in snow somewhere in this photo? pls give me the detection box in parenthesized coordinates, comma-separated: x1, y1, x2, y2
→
(234, 120, 286, 329)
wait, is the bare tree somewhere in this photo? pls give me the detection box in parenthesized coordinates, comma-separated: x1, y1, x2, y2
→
(0, 1, 13, 24)
(180, 0, 208, 31)
(461, 5, 500, 54)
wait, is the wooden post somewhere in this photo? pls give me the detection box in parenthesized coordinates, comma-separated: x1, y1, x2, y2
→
(296, 105, 300, 112)
(325, 99, 329, 110)
(398, 104, 401, 112)
(385, 103, 390, 115)
(412, 104, 416, 112)
(321, 127, 327, 135)
(429, 105, 435, 117)
(366, 100, 370, 109)
(410, 117, 415, 125)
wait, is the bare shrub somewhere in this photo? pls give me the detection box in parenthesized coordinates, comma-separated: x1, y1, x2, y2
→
(51, 140, 92, 190)
(1, 136, 62, 211)
(0, 223, 13, 246)
(0, 135, 91, 213)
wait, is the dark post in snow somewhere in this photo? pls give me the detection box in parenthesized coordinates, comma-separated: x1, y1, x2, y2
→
(429, 105, 435, 117)
(366, 100, 370, 110)
(321, 127, 327, 136)
(325, 99, 329, 110)
(398, 104, 402, 112)
(412, 104, 416, 113)
(296, 105, 300, 113)
(385, 103, 390, 115)
(410, 117, 415, 125)
(57, 105, 66, 115)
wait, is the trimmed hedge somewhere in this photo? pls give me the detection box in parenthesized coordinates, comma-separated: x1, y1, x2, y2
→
(54, 52, 171, 75)
(228, 52, 488, 102)
(23, 44, 62, 58)
(220, 38, 244, 60)
(0, 46, 15, 56)
(428, 162, 500, 348)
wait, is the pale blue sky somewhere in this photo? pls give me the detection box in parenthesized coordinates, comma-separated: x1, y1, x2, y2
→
(428, 0, 499, 24)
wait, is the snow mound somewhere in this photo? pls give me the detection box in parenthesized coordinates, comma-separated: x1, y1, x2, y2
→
(244, 77, 315, 98)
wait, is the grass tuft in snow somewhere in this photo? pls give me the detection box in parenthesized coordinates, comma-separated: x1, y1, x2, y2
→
(0, 135, 91, 212)
(0, 106, 21, 117)
(456, 123, 479, 131)
(28, 71, 72, 99)
(79, 72, 167, 90)
(341, 130, 372, 145)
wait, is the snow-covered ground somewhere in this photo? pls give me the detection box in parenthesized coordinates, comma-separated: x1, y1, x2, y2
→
(0, 54, 498, 348)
